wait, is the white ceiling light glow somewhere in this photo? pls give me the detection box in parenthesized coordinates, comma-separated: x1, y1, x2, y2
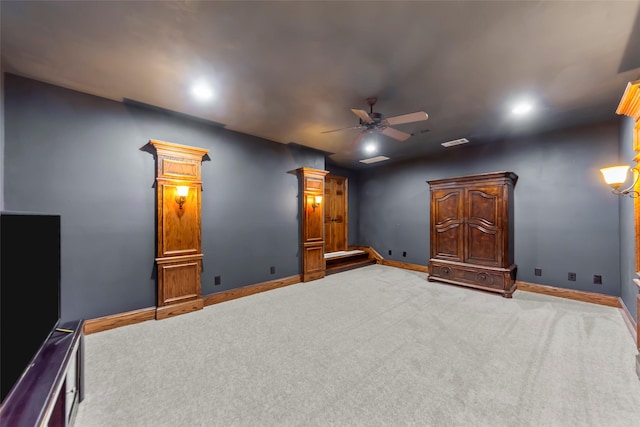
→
(190, 79, 214, 102)
(364, 143, 376, 154)
(511, 100, 534, 116)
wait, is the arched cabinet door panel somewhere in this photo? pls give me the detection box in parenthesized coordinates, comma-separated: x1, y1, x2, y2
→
(431, 188, 464, 262)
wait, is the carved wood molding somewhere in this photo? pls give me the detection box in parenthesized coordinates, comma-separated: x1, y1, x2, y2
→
(149, 139, 209, 320)
(151, 139, 209, 163)
(616, 79, 640, 118)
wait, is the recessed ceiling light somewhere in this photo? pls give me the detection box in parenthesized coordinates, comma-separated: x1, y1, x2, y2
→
(441, 138, 469, 148)
(359, 156, 390, 164)
(511, 101, 533, 116)
(190, 79, 214, 102)
(364, 143, 376, 154)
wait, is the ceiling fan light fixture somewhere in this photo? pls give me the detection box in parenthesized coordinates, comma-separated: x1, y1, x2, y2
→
(441, 138, 469, 147)
(364, 143, 377, 154)
(324, 98, 429, 149)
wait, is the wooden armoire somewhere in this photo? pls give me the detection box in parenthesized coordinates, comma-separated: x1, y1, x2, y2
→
(427, 171, 518, 298)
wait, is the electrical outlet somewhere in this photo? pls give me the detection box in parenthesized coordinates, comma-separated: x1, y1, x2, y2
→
(593, 275, 602, 284)
(534, 268, 542, 276)
(214, 276, 221, 286)
(568, 272, 576, 281)
(388, 250, 392, 256)
(270, 266, 276, 274)
(402, 251, 407, 257)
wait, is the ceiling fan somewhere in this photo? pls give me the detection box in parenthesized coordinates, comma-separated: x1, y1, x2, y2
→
(322, 97, 428, 147)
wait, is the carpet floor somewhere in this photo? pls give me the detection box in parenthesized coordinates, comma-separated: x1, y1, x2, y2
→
(74, 265, 640, 427)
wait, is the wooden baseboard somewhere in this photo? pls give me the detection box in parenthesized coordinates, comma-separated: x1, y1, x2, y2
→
(381, 259, 429, 273)
(516, 281, 621, 308)
(349, 245, 383, 263)
(349, 245, 428, 273)
(83, 307, 156, 335)
(204, 274, 302, 306)
(84, 275, 302, 334)
(156, 298, 204, 320)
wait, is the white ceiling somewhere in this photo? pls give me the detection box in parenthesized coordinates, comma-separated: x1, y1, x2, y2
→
(2, 1, 639, 169)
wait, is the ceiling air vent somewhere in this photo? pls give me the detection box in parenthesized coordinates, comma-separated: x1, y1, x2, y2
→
(441, 138, 469, 148)
(359, 156, 390, 164)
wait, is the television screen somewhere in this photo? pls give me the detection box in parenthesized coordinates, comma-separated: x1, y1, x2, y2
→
(0, 212, 61, 402)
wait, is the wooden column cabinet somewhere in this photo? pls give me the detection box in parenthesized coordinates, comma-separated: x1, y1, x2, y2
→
(616, 80, 640, 378)
(428, 171, 518, 298)
(149, 140, 209, 320)
(294, 167, 329, 282)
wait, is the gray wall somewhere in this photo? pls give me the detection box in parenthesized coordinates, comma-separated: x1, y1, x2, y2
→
(4, 74, 324, 322)
(325, 163, 360, 245)
(3, 72, 632, 323)
(620, 115, 637, 320)
(359, 120, 622, 296)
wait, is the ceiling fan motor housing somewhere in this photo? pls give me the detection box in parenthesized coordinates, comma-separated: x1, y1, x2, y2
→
(361, 111, 384, 127)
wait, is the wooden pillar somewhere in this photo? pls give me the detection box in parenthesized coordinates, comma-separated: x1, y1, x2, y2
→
(149, 139, 209, 320)
(294, 167, 329, 282)
(616, 80, 640, 378)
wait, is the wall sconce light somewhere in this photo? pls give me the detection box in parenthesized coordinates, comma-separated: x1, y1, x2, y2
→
(312, 195, 323, 208)
(600, 165, 639, 197)
(175, 186, 189, 209)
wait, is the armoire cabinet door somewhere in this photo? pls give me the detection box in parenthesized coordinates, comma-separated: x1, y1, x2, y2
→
(464, 185, 502, 266)
(431, 187, 464, 262)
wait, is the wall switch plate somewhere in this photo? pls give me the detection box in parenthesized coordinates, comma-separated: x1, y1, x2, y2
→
(402, 251, 407, 257)
(568, 272, 576, 281)
(214, 276, 221, 285)
(593, 275, 602, 284)
(270, 266, 276, 274)
(534, 268, 542, 276)
(388, 250, 392, 255)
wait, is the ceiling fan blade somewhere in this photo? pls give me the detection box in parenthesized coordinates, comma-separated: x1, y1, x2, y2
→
(321, 125, 364, 134)
(351, 108, 374, 124)
(381, 126, 411, 141)
(385, 111, 428, 126)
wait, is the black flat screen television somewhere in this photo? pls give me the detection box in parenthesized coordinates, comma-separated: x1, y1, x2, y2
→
(0, 212, 61, 403)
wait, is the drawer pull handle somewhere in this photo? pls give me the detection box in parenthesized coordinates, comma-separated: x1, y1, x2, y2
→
(476, 272, 494, 285)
